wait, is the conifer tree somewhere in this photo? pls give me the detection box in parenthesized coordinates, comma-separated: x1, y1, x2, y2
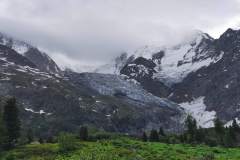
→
(232, 119, 240, 132)
(39, 137, 44, 144)
(159, 127, 165, 137)
(46, 136, 54, 143)
(224, 126, 236, 147)
(142, 132, 148, 142)
(195, 127, 205, 143)
(185, 115, 197, 143)
(0, 110, 6, 150)
(149, 129, 159, 142)
(214, 118, 225, 145)
(27, 129, 34, 143)
(79, 126, 88, 141)
(214, 118, 224, 135)
(3, 98, 21, 149)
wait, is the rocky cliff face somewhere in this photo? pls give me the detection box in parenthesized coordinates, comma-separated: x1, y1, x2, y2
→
(170, 29, 240, 126)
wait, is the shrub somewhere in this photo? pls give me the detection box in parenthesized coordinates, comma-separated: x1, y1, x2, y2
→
(89, 132, 112, 141)
(79, 126, 88, 141)
(58, 133, 77, 152)
(149, 129, 159, 142)
(197, 153, 215, 160)
(5, 154, 16, 160)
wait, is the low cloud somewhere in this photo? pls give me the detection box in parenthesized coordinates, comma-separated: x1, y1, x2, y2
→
(0, 0, 239, 69)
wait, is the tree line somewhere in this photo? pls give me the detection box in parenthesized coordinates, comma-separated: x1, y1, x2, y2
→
(142, 115, 240, 147)
(1, 97, 240, 152)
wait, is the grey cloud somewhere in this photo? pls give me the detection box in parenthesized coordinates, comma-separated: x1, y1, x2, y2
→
(0, 0, 239, 67)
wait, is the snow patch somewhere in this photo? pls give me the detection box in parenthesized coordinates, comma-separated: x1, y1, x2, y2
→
(180, 97, 216, 128)
(12, 43, 29, 55)
(153, 46, 224, 85)
(225, 118, 240, 127)
(0, 77, 10, 81)
(225, 84, 230, 89)
(25, 108, 52, 115)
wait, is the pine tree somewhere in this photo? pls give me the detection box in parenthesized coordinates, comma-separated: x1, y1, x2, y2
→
(214, 118, 224, 135)
(142, 132, 148, 142)
(232, 119, 240, 132)
(185, 115, 197, 143)
(224, 126, 236, 147)
(26, 129, 34, 143)
(214, 118, 224, 134)
(79, 126, 88, 141)
(46, 136, 54, 143)
(214, 118, 225, 145)
(159, 127, 165, 137)
(39, 137, 44, 144)
(195, 127, 205, 143)
(3, 98, 21, 149)
(149, 129, 159, 142)
(0, 110, 6, 150)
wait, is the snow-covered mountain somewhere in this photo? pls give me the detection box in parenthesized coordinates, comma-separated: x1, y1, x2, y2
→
(0, 34, 185, 135)
(95, 29, 240, 128)
(170, 28, 240, 127)
(2, 28, 240, 132)
(0, 32, 61, 74)
(97, 31, 223, 85)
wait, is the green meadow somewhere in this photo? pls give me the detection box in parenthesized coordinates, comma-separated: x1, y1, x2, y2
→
(1, 137, 240, 160)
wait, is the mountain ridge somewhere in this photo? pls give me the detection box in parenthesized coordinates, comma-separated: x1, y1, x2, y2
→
(0, 28, 240, 135)
(0, 32, 61, 75)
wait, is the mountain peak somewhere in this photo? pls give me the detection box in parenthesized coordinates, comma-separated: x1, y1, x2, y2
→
(220, 28, 240, 39)
(0, 31, 61, 74)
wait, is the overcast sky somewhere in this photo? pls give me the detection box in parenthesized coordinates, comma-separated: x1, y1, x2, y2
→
(0, 0, 240, 70)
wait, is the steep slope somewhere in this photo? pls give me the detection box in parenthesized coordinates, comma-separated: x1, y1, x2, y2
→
(170, 28, 240, 126)
(95, 29, 240, 128)
(64, 71, 185, 133)
(0, 32, 61, 74)
(116, 31, 223, 98)
(120, 31, 223, 84)
(0, 44, 185, 137)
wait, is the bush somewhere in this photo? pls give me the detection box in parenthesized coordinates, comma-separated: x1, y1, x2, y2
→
(58, 133, 77, 152)
(89, 132, 112, 141)
(5, 154, 16, 160)
(79, 126, 88, 141)
(198, 153, 215, 160)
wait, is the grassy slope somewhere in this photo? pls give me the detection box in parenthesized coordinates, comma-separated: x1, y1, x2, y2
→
(1, 138, 240, 160)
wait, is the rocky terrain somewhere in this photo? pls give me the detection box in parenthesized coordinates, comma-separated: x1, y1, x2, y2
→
(0, 33, 61, 74)
(1, 28, 240, 136)
(0, 33, 184, 137)
(96, 29, 240, 128)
